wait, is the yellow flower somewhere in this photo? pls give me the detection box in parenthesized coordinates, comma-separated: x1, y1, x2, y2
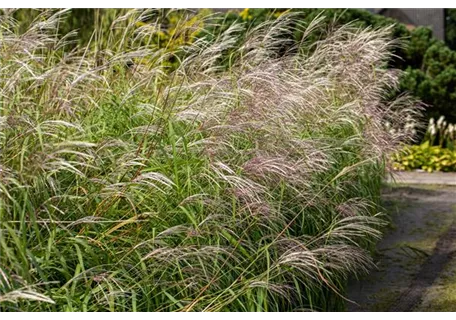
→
(239, 8, 252, 21)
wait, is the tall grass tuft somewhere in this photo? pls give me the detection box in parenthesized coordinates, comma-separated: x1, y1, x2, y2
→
(0, 9, 422, 311)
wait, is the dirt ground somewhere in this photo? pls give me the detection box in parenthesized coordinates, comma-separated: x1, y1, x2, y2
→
(346, 184, 456, 311)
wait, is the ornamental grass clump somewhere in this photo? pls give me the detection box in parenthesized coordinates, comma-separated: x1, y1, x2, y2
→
(0, 9, 421, 311)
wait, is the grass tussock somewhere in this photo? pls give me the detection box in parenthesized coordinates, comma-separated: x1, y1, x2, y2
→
(0, 9, 422, 311)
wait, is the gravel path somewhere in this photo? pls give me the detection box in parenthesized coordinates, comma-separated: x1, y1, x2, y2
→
(346, 185, 456, 311)
(387, 171, 456, 186)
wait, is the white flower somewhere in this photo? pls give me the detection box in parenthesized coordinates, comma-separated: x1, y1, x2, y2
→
(427, 123, 436, 135)
(437, 115, 445, 128)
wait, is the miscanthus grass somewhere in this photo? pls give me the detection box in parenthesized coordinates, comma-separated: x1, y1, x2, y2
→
(0, 9, 422, 311)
